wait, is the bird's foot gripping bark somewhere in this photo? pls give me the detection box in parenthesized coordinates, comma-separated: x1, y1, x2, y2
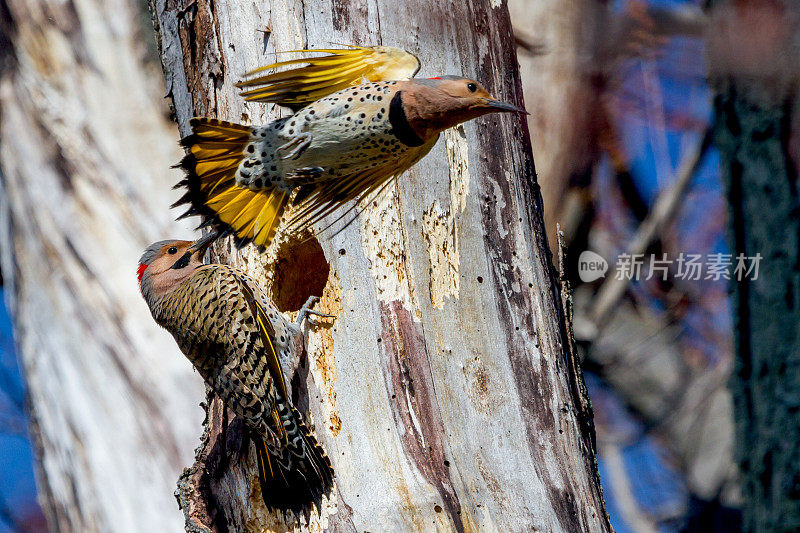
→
(296, 296, 334, 327)
(277, 132, 313, 160)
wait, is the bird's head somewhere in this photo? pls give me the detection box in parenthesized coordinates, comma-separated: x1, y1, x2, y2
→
(137, 233, 215, 305)
(401, 76, 527, 139)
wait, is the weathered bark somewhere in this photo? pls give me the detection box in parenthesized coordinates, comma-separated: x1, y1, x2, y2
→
(708, 0, 800, 530)
(0, 0, 205, 531)
(150, 0, 610, 531)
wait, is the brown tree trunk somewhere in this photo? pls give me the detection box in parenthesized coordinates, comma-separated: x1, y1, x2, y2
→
(0, 0, 206, 531)
(151, 0, 610, 531)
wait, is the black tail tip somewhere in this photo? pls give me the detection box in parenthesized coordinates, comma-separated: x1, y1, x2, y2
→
(252, 432, 334, 517)
(256, 476, 334, 518)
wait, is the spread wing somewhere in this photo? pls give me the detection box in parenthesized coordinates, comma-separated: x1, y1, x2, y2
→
(286, 162, 407, 232)
(237, 45, 420, 108)
(285, 138, 437, 234)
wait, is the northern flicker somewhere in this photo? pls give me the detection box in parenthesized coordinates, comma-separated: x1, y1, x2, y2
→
(137, 233, 334, 512)
(175, 45, 526, 248)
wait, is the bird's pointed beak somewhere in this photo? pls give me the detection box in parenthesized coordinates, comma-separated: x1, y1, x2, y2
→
(483, 98, 528, 114)
(189, 230, 218, 258)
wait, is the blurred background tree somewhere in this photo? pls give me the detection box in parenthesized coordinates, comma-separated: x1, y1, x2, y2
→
(512, 2, 733, 529)
(0, 0, 204, 530)
(708, 1, 800, 530)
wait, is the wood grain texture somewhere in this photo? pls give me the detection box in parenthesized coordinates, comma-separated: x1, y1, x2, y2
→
(150, 0, 610, 530)
(0, 0, 206, 531)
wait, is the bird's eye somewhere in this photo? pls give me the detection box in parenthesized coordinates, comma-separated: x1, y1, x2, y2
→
(467, 82, 478, 92)
(168, 246, 178, 255)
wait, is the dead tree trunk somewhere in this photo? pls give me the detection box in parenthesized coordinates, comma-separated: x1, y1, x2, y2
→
(151, 0, 610, 531)
(0, 0, 206, 531)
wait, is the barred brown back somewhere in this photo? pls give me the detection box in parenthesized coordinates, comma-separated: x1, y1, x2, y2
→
(151, 264, 333, 513)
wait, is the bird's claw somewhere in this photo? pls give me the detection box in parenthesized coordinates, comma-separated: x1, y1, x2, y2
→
(296, 296, 334, 326)
(278, 132, 313, 160)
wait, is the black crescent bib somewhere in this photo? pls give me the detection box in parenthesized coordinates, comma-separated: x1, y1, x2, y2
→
(389, 91, 425, 147)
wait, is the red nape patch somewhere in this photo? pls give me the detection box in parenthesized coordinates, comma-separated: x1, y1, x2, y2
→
(428, 77, 441, 80)
(137, 263, 148, 285)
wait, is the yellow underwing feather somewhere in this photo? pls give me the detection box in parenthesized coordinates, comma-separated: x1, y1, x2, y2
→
(193, 118, 251, 135)
(201, 174, 234, 196)
(244, 60, 368, 85)
(242, 62, 369, 92)
(235, 190, 281, 242)
(226, 191, 264, 227)
(237, 45, 420, 107)
(253, 191, 288, 245)
(213, 187, 254, 216)
(191, 143, 247, 159)
(195, 159, 241, 175)
(286, 162, 404, 232)
(175, 118, 290, 249)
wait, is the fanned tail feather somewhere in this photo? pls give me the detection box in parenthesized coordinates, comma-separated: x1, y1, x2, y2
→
(253, 404, 334, 515)
(175, 117, 289, 249)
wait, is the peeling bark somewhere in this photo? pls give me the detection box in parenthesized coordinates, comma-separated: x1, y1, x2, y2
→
(149, 0, 610, 531)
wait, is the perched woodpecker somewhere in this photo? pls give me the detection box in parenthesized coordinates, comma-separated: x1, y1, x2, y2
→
(137, 233, 333, 513)
(175, 45, 527, 248)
